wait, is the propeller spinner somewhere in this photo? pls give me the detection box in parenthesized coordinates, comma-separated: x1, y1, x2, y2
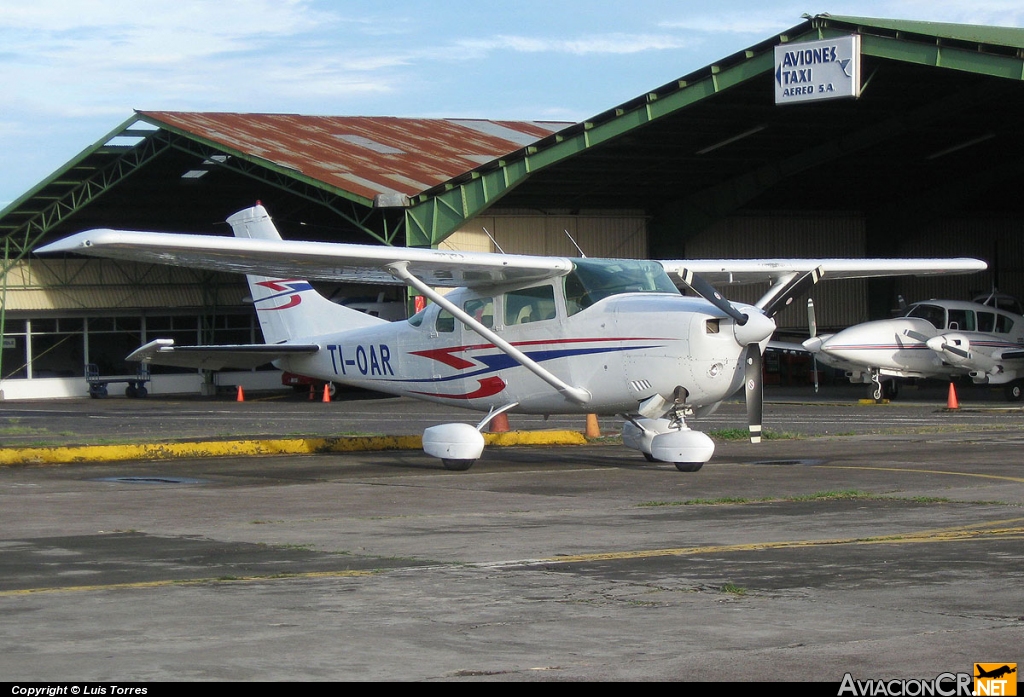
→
(678, 267, 823, 443)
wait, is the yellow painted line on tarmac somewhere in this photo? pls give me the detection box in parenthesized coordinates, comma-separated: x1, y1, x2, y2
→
(0, 430, 586, 466)
(530, 517, 1024, 565)
(819, 465, 1024, 484)
(0, 569, 381, 597)
(7, 519, 1023, 596)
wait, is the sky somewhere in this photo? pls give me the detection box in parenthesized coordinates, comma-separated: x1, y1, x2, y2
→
(3, 0, 1024, 209)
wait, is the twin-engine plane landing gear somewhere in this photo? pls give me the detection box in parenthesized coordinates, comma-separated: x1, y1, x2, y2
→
(869, 370, 898, 402)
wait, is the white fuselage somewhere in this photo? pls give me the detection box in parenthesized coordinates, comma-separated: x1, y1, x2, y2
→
(276, 291, 749, 415)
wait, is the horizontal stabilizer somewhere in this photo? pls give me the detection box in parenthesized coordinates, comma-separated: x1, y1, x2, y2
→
(127, 339, 319, 370)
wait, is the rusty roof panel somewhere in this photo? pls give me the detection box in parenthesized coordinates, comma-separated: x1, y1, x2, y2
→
(138, 112, 569, 203)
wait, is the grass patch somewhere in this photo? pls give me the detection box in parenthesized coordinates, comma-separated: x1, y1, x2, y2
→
(638, 496, 770, 507)
(720, 582, 747, 596)
(789, 489, 871, 501)
(640, 490, 871, 507)
(0, 425, 51, 436)
(707, 428, 798, 441)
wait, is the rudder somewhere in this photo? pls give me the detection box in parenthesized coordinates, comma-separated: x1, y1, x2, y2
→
(226, 204, 385, 343)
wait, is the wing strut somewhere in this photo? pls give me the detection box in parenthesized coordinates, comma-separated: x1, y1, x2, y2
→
(386, 262, 591, 406)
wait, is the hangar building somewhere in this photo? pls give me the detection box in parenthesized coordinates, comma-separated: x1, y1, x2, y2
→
(2, 14, 1023, 399)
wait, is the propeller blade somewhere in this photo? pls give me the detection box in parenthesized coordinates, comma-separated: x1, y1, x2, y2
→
(806, 297, 820, 392)
(903, 329, 932, 343)
(744, 345, 763, 444)
(679, 267, 776, 345)
(677, 268, 748, 325)
(761, 267, 823, 319)
(942, 342, 971, 358)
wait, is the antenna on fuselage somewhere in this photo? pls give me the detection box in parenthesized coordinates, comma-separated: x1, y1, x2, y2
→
(564, 229, 586, 258)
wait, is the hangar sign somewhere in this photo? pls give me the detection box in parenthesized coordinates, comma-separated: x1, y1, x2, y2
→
(774, 35, 860, 104)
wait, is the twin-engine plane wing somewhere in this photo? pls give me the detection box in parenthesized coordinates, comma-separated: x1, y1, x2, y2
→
(37, 204, 987, 471)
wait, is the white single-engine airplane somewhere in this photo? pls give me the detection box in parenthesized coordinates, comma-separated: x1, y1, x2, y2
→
(803, 297, 1024, 401)
(37, 204, 986, 471)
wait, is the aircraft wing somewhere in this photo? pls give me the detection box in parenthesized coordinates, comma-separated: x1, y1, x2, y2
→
(128, 339, 319, 370)
(38, 230, 985, 289)
(660, 258, 987, 285)
(36, 229, 573, 288)
(766, 339, 810, 354)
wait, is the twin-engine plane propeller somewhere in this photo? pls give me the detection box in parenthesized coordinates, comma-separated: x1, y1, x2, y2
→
(38, 204, 986, 470)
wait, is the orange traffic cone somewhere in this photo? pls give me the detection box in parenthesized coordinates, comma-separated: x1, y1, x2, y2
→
(236, 385, 245, 402)
(585, 413, 601, 438)
(322, 384, 331, 403)
(946, 382, 959, 410)
(489, 412, 510, 433)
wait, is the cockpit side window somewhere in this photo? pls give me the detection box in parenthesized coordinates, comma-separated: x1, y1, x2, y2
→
(407, 307, 427, 327)
(996, 315, 1015, 333)
(464, 297, 494, 329)
(978, 312, 996, 333)
(436, 309, 455, 333)
(946, 309, 975, 331)
(505, 285, 556, 326)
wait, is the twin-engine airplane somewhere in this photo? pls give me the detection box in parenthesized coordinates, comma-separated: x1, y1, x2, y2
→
(37, 204, 986, 471)
(803, 297, 1024, 401)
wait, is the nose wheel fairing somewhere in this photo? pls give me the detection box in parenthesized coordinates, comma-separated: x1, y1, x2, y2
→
(622, 416, 715, 470)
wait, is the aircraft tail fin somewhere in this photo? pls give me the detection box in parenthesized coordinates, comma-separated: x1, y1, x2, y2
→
(227, 204, 387, 343)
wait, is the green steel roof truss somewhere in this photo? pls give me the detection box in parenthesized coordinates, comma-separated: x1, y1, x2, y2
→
(406, 14, 1024, 248)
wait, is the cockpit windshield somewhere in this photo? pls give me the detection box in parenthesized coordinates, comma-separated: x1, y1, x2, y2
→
(564, 258, 678, 316)
(902, 303, 946, 329)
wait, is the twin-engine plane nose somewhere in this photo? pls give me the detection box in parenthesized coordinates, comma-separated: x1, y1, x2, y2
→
(817, 318, 933, 364)
(818, 322, 884, 360)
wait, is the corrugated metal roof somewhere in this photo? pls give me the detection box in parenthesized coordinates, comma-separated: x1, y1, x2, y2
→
(137, 112, 568, 204)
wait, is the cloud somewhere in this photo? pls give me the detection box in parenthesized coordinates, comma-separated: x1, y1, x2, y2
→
(659, 10, 802, 36)
(456, 33, 691, 56)
(2, 0, 332, 36)
(0, 0, 409, 114)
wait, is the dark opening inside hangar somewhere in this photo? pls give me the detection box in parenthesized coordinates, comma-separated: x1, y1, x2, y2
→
(2, 14, 1023, 398)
